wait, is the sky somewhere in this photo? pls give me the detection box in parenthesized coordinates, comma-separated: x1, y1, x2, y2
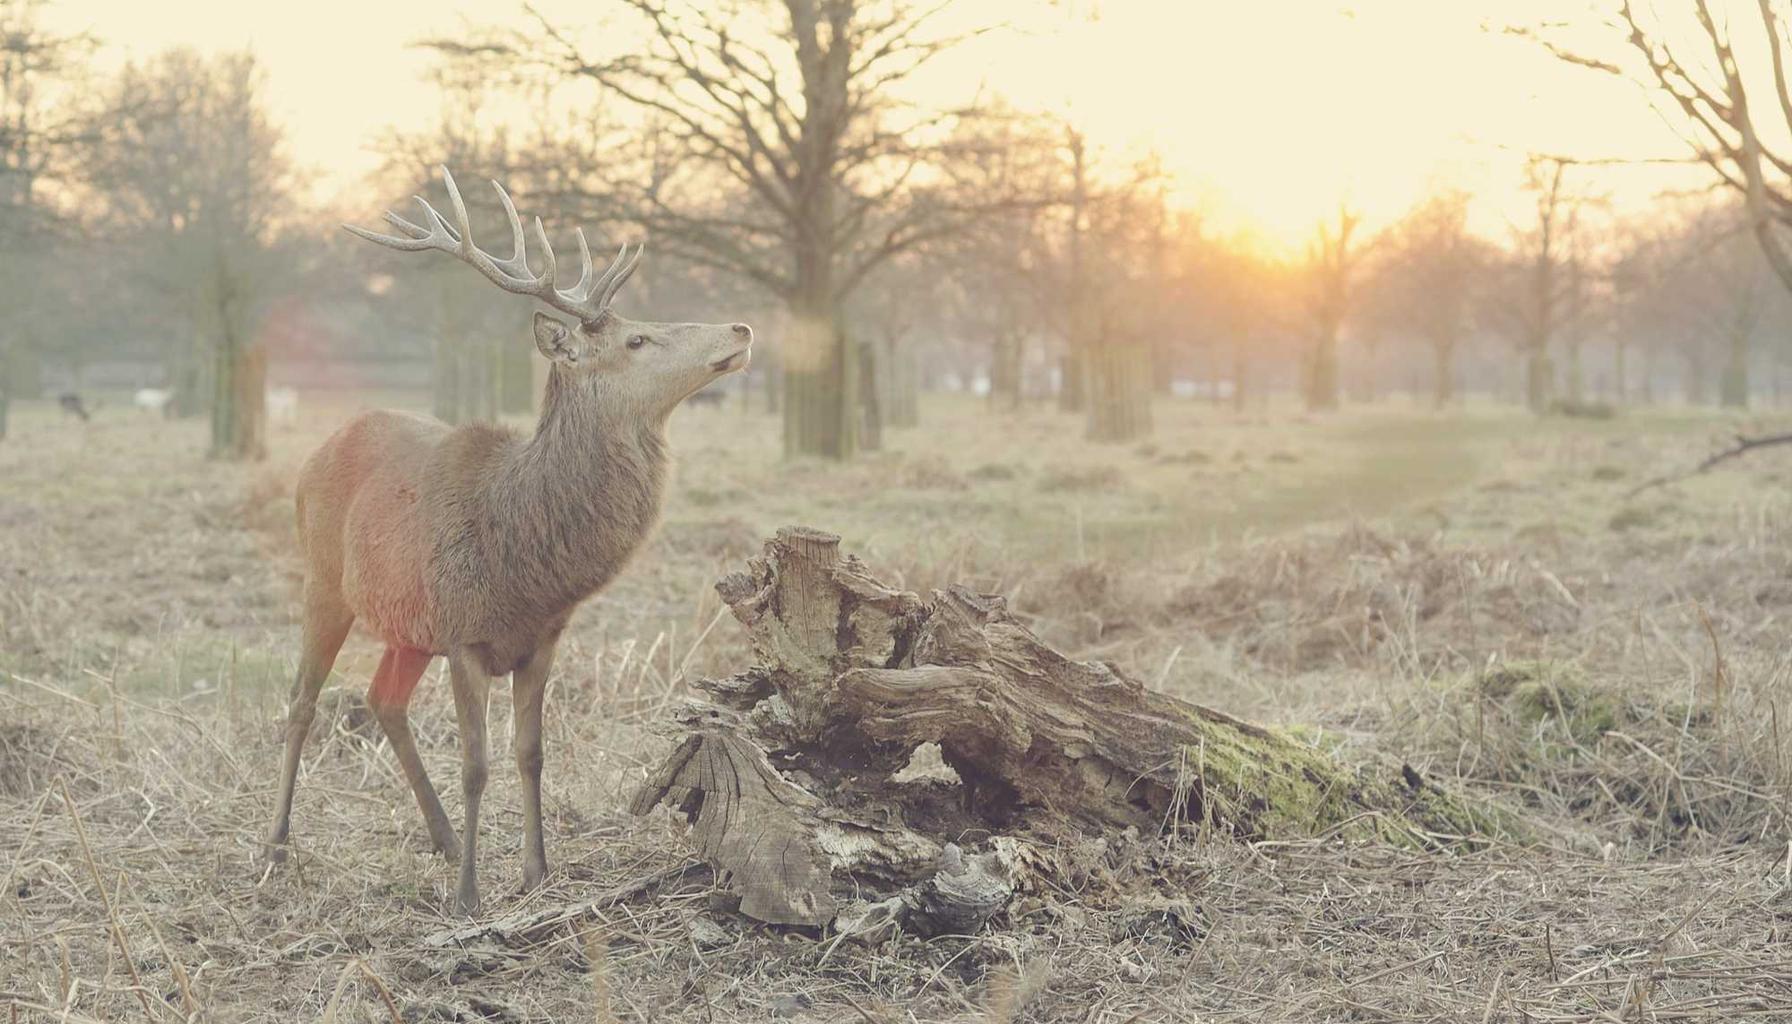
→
(40, 0, 1713, 253)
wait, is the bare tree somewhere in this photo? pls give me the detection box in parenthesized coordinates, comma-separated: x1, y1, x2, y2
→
(1542, 2, 1792, 298)
(1363, 190, 1488, 407)
(427, 0, 997, 459)
(0, 0, 95, 439)
(1667, 203, 1777, 406)
(88, 50, 295, 459)
(1300, 205, 1359, 411)
(1500, 157, 1587, 412)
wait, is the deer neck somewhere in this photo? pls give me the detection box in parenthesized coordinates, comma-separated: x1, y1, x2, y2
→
(499, 366, 670, 603)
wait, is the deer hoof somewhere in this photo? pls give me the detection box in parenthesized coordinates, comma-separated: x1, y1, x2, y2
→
(455, 889, 481, 918)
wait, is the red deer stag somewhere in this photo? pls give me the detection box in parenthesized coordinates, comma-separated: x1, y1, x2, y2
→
(263, 167, 752, 915)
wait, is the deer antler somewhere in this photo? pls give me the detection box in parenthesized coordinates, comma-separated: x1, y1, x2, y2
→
(345, 165, 644, 322)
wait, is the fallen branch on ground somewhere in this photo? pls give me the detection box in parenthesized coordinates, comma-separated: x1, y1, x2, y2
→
(1627, 431, 1792, 498)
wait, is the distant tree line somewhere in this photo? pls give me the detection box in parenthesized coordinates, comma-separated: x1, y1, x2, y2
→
(8, 0, 1792, 462)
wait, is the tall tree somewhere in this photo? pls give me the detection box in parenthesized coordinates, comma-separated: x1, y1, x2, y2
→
(430, 1, 995, 459)
(1300, 205, 1359, 411)
(1363, 190, 1488, 407)
(0, 0, 93, 440)
(86, 50, 294, 459)
(1504, 157, 1584, 412)
(1544, 2, 1792, 298)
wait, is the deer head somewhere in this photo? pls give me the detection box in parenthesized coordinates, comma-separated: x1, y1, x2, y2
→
(347, 166, 751, 417)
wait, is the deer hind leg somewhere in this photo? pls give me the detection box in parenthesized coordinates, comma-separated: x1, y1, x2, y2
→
(512, 635, 560, 892)
(366, 646, 459, 861)
(448, 651, 492, 916)
(264, 591, 354, 863)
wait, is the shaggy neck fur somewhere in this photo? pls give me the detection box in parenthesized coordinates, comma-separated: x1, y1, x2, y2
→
(495, 365, 670, 612)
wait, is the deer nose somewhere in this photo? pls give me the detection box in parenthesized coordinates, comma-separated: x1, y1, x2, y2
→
(731, 323, 753, 339)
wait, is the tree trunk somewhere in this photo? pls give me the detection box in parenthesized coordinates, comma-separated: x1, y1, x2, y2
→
(1057, 349, 1085, 412)
(857, 335, 882, 452)
(1085, 338, 1154, 443)
(783, 288, 856, 459)
(1564, 339, 1585, 405)
(1721, 332, 1749, 409)
(1304, 332, 1340, 411)
(990, 332, 1023, 412)
(1432, 336, 1455, 408)
(632, 528, 1520, 934)
(881, 334, 919, 429)
(1614, 337, 1628, 405)
(209, 324, 267, 461)
(1525, 347, 1554, 412)
(434, 329, 502, 425)
(170, 335, 207, 419)
(1685, 349, 1711, 405)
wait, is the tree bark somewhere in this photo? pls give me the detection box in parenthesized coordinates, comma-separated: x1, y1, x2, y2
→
(633, 528, 1519, 935)
(1432, 336, 1455, 408)
(878, 333, 919, 428)
(783, 279, 856, 459)
(1085, 338, 1154, 442)
(1564, 337, 1585, 405)
(856, 335, 882, 452)
(989, 331, 1022, 411)
(1525, 347, 1554, 412)
(209, 304, 267, 461)
(1721, 331, 1750, 408)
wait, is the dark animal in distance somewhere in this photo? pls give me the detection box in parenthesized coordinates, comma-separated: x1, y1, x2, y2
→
(58, 393, 91, 421)
(262, 167, 753, 915)
(686, 387, 727, 407)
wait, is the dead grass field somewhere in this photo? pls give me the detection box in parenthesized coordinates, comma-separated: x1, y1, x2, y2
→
(6, 392, 1792, 1022)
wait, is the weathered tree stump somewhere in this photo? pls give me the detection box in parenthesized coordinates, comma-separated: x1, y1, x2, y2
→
(632, 527, 1512, 933)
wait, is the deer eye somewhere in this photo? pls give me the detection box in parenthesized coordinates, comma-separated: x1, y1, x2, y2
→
(626, 335, 648, 350)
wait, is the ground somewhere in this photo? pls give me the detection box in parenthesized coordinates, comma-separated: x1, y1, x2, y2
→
(4, 392, 1792, 1022)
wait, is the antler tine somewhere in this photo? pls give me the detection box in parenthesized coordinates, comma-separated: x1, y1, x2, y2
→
(439, 166, 475, 257)
(486, 179, 532, 280)
(531, 216, 560, 294)
(596, 243, 645, 310)
(343, 195, 459, 252)
(412, 195, 463, 246)
(586, 243, 631, 304)
(566, 227, 595, 300)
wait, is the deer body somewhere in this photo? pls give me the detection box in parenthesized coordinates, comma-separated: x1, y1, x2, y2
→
(307, 390, 664, 672)
(264, 168, 750, 915)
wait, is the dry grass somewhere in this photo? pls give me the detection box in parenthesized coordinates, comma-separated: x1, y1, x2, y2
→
(5, 393, 1792, 1020)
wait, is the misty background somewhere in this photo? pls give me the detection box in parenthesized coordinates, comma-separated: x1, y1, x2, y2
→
(2, 0, 1790, 460)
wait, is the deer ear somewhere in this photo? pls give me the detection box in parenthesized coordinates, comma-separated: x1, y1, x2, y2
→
(533, 312, 577, 363)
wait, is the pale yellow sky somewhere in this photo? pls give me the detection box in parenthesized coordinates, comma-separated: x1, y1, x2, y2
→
(44, 0, 1705, 252)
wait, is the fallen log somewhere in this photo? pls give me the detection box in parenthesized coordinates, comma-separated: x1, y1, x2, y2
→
(631, 527, 1517, 933)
